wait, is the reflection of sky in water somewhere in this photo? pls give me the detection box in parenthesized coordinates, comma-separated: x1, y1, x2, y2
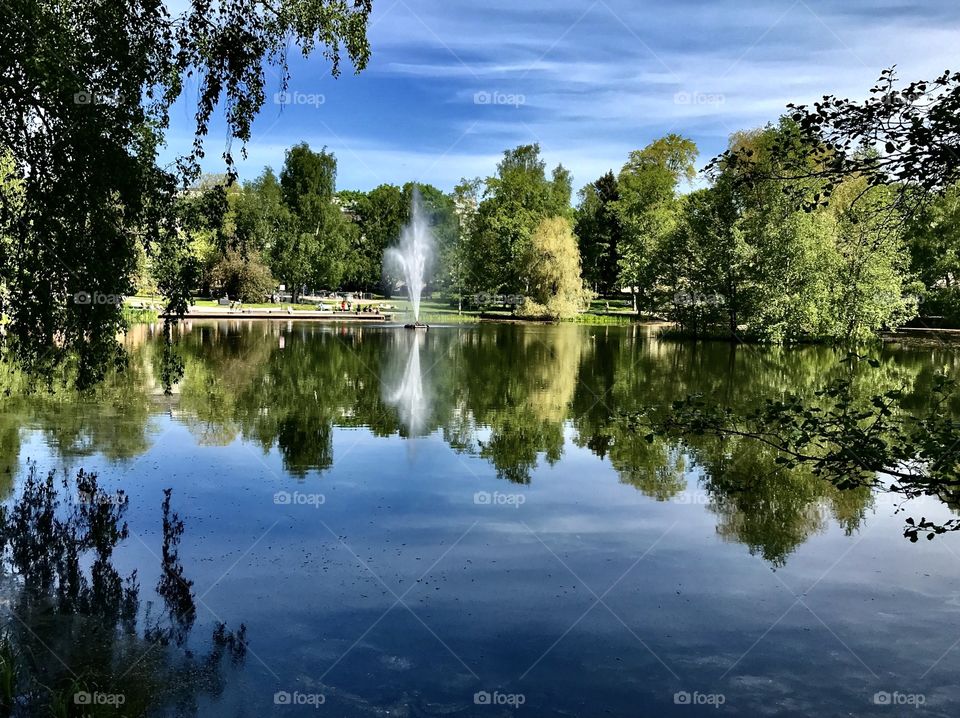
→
(10, 418, 960, 716)
(4, 322, 960, 716)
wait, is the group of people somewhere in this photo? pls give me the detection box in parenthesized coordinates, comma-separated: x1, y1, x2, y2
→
(333, 300, 381, 314)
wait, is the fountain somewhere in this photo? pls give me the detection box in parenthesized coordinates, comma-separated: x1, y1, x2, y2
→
(385, 188, 433, 329)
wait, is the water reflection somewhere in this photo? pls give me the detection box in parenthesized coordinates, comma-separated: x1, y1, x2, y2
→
(1, 321, 958, 565)
(383, 330, 431, 437)
(0, 464, 246, 716)
(3, 322, 960, 716)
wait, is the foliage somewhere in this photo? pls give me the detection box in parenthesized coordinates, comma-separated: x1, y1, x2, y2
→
(469, 144, 573, 294)
(574, 171, 622, 294)
(785, 69, 960, 209)
(233, 168, 289, 257)
(275, 143, 350, 299)
(641, 354, 960, 540)
(658, 121, 919, 341)
(613, 134, 698, 313)
(520, 217, 591, 319)
(209, 248, 275, 302)
(665, 180, 747, 336)
(905, 182, 960, 319)
(0, 0, 371, 388)
(449, 178, 482, 306)
(406, 182, 458, 292)
(339, 184, 407, 291)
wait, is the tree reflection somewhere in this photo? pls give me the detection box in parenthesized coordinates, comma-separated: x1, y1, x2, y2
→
(0, 464, 245, 716)
(688, 436, 872, 566)
(3, 320, 956, 563)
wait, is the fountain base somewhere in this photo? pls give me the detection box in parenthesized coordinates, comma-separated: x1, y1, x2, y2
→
(404, 322, 429, 330)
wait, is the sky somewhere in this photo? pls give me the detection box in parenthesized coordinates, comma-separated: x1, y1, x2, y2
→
(162, 0, 958, 195)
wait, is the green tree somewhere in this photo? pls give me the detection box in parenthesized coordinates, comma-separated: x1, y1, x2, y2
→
(234, 168, 289, 258)
(337, 185, 406, 292)
(520, 216, 590, 319)
(827, 179, 918, 340)
(451, 178, 481, 310)
(276, 144, 349, 300)
(0, 0, 371, 387)
(667, 181, 749, 337)
(209, 248, 275, 303)
(905, 183, 960, 319)
(574, 171, 622, 295)
(403, 182, 457, 293)
(614, 134, 698, 313)
(470, 144, 572, 295)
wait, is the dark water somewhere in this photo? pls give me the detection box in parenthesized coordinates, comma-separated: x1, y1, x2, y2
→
(3, 321, 960, 716)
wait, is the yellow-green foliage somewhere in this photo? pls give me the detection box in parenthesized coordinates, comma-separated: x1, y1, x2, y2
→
(521, 216, 592, 319)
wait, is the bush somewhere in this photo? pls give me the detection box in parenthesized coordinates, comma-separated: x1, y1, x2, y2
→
(209, 249, 275, 302)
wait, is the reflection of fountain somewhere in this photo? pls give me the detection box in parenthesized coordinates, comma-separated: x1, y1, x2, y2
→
(384, 330, 431, 437)
(385, 188, 433, 327)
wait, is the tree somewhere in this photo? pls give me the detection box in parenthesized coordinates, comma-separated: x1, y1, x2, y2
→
(614, 134, 698, 313)
(470, 144, 572, 296)
(905, 183, 960, 319)
(520, 216, 590, 319)
(209, 248, 275, 303)
(717, 123, 835, 340)
(337, 185, 406, 292)
(276, 144, 348, 300)
(827, 179, 919, 340)
(451, 178, 481, 310)
(0, 0, 371, 387)
(233, 168, 289, 258)
(735, 122, 915, 340)
(667, 181, 749, 337)
(574, 171, 622, 295)
(715, 68, 960, 214)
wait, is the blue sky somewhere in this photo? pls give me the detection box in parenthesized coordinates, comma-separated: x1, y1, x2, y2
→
(163, 0, 957, 195)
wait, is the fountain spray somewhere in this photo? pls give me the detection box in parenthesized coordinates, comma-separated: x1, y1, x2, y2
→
(385, 188, 434, 328)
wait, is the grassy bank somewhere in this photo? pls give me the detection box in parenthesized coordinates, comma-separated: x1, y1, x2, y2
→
(122, 305, 159, 324)
(127, 294, 639, 326)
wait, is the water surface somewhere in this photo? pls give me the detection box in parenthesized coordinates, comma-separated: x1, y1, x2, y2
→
(3, 321, 960, 716)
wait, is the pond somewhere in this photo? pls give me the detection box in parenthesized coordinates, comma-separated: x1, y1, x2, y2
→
(2, 321, 959, 716)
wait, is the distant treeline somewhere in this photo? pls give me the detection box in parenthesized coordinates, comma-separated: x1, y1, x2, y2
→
(170, 115, 958, 342)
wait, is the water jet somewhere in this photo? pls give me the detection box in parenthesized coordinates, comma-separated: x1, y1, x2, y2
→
(386, 188, 434, 329)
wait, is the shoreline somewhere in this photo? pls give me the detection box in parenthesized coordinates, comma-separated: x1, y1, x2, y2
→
(160, 308, 391, 322)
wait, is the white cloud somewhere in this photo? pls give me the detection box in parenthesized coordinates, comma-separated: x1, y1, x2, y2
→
(169, 0, 960, 192)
